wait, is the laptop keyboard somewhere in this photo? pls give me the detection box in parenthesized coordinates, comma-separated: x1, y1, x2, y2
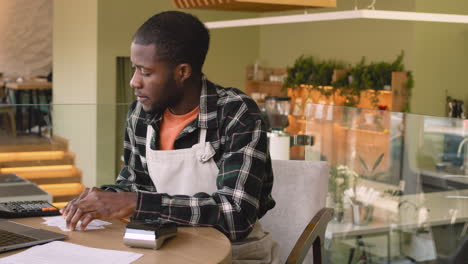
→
(0, 229, 36, 247)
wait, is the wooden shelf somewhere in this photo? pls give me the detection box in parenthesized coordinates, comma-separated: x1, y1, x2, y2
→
(244, 67, 409, 112)
(246, 80, 284, 86)
(6, 81, 52, 91)
(245, 80, 286, 97)
(173, 0, 336, 12)
(335, 124, 389, 136)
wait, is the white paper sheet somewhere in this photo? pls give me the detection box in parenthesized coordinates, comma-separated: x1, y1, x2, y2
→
(0, 241, 143, 264)
(41, 216, 111, 231)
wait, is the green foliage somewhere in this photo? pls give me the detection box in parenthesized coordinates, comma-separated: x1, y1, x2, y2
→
(312, 60, 344, 87)
(283, 56, 344, 93)
(358, 153, 386, 180)
(366, 51, 405, 91)
(334, 51, 412, 109)
(283, 56, 316, 89)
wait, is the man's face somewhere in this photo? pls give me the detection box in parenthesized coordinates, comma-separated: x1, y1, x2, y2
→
(130, 42, 181, 114)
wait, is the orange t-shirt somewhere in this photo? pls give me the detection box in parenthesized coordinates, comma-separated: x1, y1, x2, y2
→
(159, 106, 199, 150)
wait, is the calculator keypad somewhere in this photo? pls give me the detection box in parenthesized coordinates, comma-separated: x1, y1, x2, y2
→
(0, 201, 61, 218)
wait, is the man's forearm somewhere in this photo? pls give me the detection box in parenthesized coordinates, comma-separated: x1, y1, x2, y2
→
(132, 190, 257, 241)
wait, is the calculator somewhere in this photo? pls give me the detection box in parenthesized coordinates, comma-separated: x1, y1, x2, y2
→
(0, 201, 61, 218)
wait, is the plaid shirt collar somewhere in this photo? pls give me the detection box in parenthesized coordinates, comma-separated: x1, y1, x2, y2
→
(144, 75, 218, 130)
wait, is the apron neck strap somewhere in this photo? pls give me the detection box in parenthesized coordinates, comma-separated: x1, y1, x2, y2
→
(198, 128, 207, 144)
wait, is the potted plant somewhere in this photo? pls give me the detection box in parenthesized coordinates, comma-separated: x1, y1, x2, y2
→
(284, 56, 344, 101)
(332, 52, 409, 109)
(283, 55, 316, 90)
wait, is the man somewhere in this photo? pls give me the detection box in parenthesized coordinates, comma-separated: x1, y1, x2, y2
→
(61, 11, 277, 262)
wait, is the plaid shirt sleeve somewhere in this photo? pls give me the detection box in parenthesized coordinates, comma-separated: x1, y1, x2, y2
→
(101, 102, 157, 193)
(133, 108, 270, 241)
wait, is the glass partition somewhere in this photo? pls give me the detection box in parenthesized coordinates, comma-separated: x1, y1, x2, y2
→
(281, 103, 467, 264)
(0, 101, 466, 263)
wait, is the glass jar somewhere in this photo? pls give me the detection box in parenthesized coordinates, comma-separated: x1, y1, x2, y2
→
(265, 96, 291, 131)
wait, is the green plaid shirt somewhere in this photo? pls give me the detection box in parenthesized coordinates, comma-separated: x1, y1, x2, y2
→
(102, 76, 275, 241)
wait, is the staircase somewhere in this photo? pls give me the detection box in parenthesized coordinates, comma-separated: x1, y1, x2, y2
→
(0, 136, 84, 208)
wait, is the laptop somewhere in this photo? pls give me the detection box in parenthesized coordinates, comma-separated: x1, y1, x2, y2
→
(0, 219, 67, 253)
(0, 174, 52, 203)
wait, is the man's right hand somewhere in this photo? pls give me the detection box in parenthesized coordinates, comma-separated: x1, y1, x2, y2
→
(59, 187, 136, 231)
(60, 187, 93, 218)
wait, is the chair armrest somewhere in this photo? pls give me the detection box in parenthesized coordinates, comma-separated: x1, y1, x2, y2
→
(286, 208, 334, 264)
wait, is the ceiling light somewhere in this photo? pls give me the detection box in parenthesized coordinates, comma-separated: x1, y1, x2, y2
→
(205, 10, 468, 29)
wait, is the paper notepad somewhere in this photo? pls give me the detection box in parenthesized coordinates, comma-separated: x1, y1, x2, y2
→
(42, 216, 112, 231)
(0, 241, 143, 264)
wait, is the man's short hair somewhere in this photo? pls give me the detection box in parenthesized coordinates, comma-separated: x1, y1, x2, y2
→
(133, 11, 210, 73)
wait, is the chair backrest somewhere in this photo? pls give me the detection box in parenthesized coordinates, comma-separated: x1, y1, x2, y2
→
(0, 84, 5, 103)
(260, 160, 329, 264)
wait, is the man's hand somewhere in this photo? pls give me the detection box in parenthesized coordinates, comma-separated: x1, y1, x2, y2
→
(59, 187, 137, 231)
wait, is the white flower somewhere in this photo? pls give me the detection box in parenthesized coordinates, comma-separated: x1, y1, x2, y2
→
(344, 188, 355, 198)
(337, 165, 348, 173)
(337, 165, 359, 179)
(335, 178, 345, 185)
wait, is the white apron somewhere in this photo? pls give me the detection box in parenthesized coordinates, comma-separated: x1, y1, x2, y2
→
(145, 126, 280, 263)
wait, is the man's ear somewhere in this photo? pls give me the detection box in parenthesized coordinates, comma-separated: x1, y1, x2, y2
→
(174, 63, 192, 84)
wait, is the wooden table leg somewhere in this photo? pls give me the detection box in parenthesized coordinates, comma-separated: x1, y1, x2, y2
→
(28, 90, 33, 134)
(14, 90, 23, 131)
(35, 90, 42, 136)
(45, 89, 53, 136)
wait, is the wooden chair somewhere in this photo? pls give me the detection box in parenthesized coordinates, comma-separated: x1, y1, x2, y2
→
(0, 84, 16, 136)
(260, 160, 333, 264)
(286, 207, 334, 264)
(0, 106, 16, 136)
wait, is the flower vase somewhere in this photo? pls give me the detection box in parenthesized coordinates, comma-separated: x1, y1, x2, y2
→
(327, 192, 345, 223)
(351, 202, 374, 225)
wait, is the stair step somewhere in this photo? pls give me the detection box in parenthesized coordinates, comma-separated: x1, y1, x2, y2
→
(0, 165, 82, 185)
(0, 144, 67, 153)
(0, 136, 68, 153)
(39, 183, 84, 203)
(0, 151, 75, 168)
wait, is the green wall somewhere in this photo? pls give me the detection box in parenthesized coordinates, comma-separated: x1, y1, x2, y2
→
(95, 0, 260, 186)
(258, 0, 415, 68)
(53, 0, 98, 188)
(257, 0, 467, 117)
(412, 0, 468, 117)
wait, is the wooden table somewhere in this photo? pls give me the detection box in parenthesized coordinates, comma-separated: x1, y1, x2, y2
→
(5, 81, 52, 91)
(5, 81, 52, 136)
(1, 217, 232, 264)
